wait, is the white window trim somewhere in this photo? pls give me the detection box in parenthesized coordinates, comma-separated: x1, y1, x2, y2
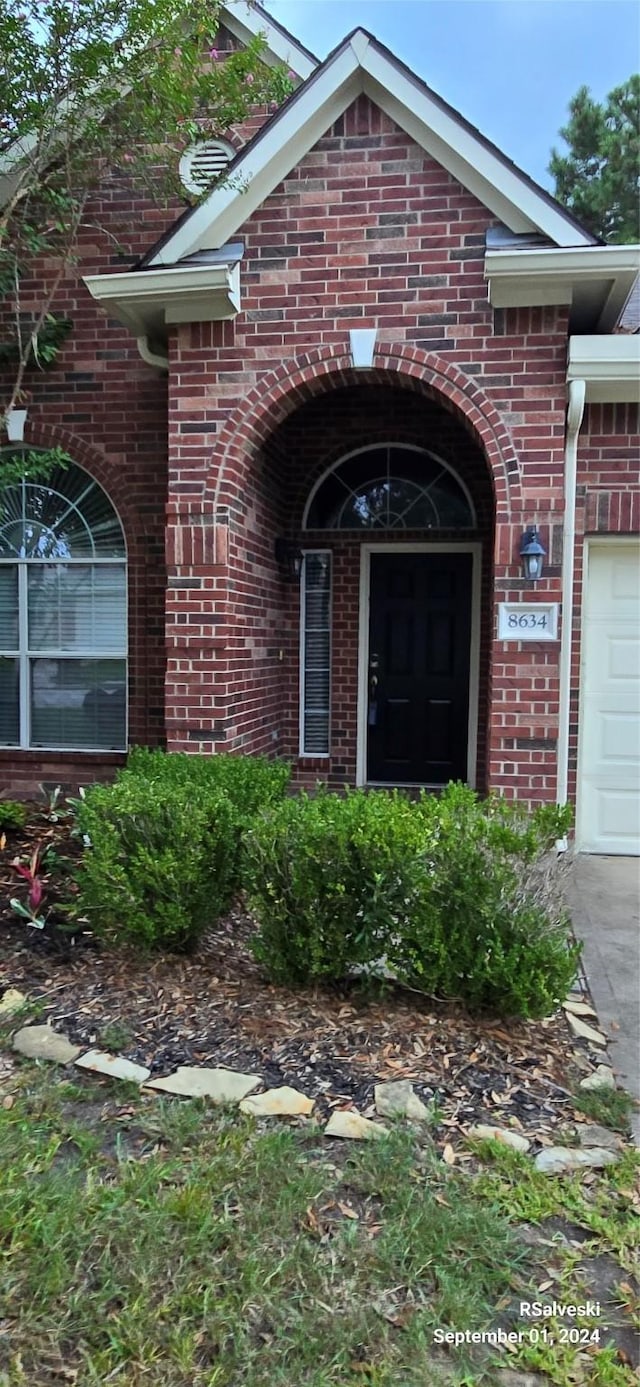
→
(299, 549, 332, 758)
(356, 542, 482, 789)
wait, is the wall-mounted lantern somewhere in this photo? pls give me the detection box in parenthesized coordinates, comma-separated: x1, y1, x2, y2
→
(519, 525, 546, 581)
(274, 538, 303, 580)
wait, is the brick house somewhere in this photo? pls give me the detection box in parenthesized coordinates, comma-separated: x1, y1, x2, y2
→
(1, 3, 638, 854)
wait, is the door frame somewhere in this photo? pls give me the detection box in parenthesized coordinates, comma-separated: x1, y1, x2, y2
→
(356, 542, 482, 789)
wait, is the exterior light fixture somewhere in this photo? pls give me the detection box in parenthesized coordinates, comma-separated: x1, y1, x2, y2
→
(274, 538, 303, 580)
(519, 525, 546, 581)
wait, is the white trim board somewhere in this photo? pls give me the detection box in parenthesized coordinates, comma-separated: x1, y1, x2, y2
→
(568, 334, 640, 402)
(222, 1, 317, 78)
(355, 542, 482, 789)
(146, 29, 593, 267)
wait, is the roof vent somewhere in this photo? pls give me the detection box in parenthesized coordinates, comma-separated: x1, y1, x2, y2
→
(179, 139, 234, 196)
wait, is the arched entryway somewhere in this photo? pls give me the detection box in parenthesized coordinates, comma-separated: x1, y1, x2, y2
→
(256, 376, 496, 791)
(165, 352, 512, 786)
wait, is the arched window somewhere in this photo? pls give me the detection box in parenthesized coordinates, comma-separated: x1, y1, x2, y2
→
(0, 458, 127, 750)
(304, 445, 475, 531)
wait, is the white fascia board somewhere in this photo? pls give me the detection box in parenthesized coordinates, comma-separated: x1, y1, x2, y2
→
(486, 245, 640, 324)
(359, 49, 592, 246)
(222, 1, 317, 78)
(568, 334, 640, 403)
(486, 244, 640, 284)
(83, 262, 241, 335)
(147, 42, 363, 266)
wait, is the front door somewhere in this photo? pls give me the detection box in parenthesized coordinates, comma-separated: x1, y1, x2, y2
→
(366, 552, 472, 785)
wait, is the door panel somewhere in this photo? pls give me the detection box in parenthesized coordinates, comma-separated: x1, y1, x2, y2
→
(578, 542, 640, 855)
(367, 552, 472, 784)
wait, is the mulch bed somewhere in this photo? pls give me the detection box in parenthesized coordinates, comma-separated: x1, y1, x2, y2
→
(0, 804, 606, 1138)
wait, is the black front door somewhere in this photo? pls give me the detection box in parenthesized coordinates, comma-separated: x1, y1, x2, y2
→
(366, 552, 473, 785)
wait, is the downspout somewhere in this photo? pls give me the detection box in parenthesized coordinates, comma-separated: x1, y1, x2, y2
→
(136, 335, 169, 372)
(556, 376, 586, 837)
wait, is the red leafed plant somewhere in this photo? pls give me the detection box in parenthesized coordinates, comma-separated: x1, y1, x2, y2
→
(10, 846, 47, 928)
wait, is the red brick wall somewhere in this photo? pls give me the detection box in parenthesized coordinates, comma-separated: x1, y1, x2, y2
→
(0, 30, 270, 797)
(0, 163, 176, 798)
(3, 84, 637, 809)
(166, 95, 573, 804)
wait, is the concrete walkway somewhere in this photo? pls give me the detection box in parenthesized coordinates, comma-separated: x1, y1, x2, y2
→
(564, 855, 640, 1138)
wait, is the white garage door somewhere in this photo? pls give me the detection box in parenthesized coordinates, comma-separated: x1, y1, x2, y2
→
(577, 540, 640, 855)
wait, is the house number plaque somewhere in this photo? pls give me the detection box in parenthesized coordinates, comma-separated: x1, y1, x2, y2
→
(497, 603, 559, 641)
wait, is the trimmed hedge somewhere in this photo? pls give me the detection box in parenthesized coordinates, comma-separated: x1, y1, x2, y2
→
(244, 784, 579, 1018)
(244, 788, 428, 986)
(73, 776, 237, 954)
(124, 748, 291, 819)
(73, 752, 291, 953)
(122, 749, 291, 893)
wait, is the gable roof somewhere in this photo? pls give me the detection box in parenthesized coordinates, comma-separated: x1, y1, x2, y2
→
(0, 1, 317, 209)
(139, 27, 599, 269)
(222, 0, 317, 77)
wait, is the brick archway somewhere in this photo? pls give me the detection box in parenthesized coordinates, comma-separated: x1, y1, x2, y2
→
(206, 343, 521, 519)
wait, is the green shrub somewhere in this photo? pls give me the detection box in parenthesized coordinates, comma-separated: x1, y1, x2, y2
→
(244, 789, 429, 986)
(245, 783, 580, 1017)
(73, 776, 237, 953)
(124, 748, 291, 818)
(0, 799, 28, 832)
(394, 787, 579, 1017)
(122, 749, 291, 894)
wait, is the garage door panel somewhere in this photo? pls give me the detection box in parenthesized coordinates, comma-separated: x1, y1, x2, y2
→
(600, 711, 640, 764)
(578, 542, 640, 856)
(596, 790, 640, 845)
(609, 638, 640, 681)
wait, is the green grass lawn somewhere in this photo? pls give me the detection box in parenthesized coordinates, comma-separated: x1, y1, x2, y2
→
(0, 1061, 638, 1387)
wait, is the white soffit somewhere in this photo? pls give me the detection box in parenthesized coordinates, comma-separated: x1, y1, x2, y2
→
(146, 30, 594, 268)
(83, 262, 241, 337)
(222, 1, 317, 78)
(568, 335, 640, 403)
(486, 245, 640, 331)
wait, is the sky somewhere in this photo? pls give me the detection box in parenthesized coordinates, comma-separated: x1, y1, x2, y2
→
(262, 0, 639, 188)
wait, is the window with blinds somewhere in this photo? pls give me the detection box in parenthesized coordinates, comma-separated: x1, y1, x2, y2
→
(300, 552, 331, 756)
(0, 457, 127, 751)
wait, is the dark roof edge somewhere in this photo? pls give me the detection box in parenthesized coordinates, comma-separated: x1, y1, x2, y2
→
(247, 1, 319, 64)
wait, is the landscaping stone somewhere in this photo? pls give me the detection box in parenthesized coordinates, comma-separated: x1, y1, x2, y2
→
(494, 1372, 552, 1387)
(239, 1086, 314, 1117)
(144, 1067, 261, 1103)
(467, 1124, 530, 1153)
(563, 997, 597, 1018)
(565, 1013, 608, 1047)
(75, 1050, 151, 1084)
(325, 1110, 388, 1141)
(0, 988, 26, 1017)
(534, 1145, 618, 1175)
(12, 1024, 81, 1065)
(579, 1065, 616, 1091)
(374, 1080, 431, 1123)
(576, 1123, 623, 1152)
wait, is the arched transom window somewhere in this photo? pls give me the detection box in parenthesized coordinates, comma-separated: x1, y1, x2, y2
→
(0, 458, 127, 751)
(304, 445, 475, 531)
